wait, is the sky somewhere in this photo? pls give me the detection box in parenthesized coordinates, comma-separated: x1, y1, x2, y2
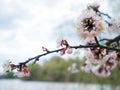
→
(0, 0, 110, 72)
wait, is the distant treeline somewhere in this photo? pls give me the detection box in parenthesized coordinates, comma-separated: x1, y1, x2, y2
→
(1, 56, 120, 85)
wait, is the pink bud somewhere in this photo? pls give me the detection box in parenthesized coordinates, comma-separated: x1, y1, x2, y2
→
(60, 48, 66, 55)
(42, 46, 48, 52)
(61, 40, 68, 46)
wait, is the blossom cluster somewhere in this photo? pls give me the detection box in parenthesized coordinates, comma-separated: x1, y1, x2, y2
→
(3, 60, 30, 77)
(76, 3, 106, 39)
(76, 3, 120, 77)
(81, 44, 118, 77)
(56, 38, 73, 55)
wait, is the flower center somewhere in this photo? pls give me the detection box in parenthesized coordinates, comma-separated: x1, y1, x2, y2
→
(82, 17, 95, 32)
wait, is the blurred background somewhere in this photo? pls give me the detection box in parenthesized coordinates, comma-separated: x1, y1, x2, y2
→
(0, 0, 120, 90)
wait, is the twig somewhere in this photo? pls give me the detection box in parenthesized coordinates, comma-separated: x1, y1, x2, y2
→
(94, 37, 99, 45)
(97, 10, 111, 19)
(104, 20, 112, 26)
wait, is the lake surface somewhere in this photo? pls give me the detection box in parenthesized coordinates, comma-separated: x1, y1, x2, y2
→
(0, 79, 119, 90)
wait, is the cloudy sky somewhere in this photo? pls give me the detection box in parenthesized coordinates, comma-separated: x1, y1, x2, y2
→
(0, 0, 110, 72)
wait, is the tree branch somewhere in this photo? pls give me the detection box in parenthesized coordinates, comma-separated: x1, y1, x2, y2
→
(16, 43, 120, 68)
(106, 35, 120, 46)
(99, 35, 120, 48)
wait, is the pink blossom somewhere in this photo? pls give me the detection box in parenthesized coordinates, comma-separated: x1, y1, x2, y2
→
(108, 51, 117, 60)
(66, 47, 73, 54)
(68, 63, 78, 73)
(81, 60, 92, 73)
(90, 30, 97, 37)
(105, 57, 117, 70)
(42, 46, 48, 52)
(108, 17, 120, 33)
(76, 8, 106, 39)
(56, 38, 73, 55)
(87, 2, 100, 10)
(60, 46, 73, 55)
(91, 48, 106, 60)
(56, 37, 68, 48)
(60, 48, 66, 55)
(14, 65, 30, 77)
(14, 71, 29, 78)
(85, 48, 108, 64)
(92, 65, 110, 77)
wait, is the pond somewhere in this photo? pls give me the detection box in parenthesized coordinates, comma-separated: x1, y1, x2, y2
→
(0, 79, 119, 90)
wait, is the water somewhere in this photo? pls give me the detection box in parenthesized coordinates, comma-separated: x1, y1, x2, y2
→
(0, 79, 119, 90)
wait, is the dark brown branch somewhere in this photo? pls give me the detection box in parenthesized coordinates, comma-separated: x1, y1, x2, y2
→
(104, 20, 112, 26)
(99, 35, 120, 44)
(97, 10, 111, 19)
(15, 35, 120, 69)
(99, 39, 111, 42)
(71, 44, 120, 51)
(94, 37, 99, 45)
(24, 48, 63, 64)
(99, 35, 120, 48)
(93, 9, 112, 26)
(17, 44, 120, 66)
(106, 35, 120, 46)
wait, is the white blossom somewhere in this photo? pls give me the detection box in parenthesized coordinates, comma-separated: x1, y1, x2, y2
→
(2, 60, 12, 72)
(81, 60, 93, 73)
(92, 65, 111, 77)
(66, 47, 73, 54)
(68, 63, 79, 73)
(14, 71, 30, 78)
